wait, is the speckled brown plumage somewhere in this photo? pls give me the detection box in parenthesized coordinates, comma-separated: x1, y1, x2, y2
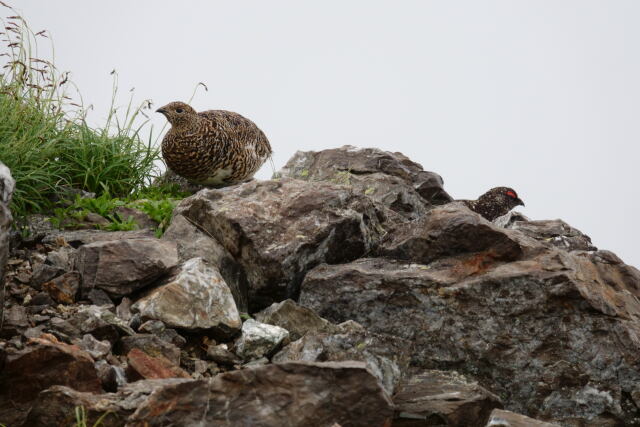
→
(157, 101, 272, 186)
(460, 187, 525, 221)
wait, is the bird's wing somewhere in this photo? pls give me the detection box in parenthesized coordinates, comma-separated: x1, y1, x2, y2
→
(198, 110, 272, 154)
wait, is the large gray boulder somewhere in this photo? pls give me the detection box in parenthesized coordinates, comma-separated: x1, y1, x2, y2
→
(174, 177, 387, 311)
(299, 206, 640, 425)
(278, 145, 452, 221)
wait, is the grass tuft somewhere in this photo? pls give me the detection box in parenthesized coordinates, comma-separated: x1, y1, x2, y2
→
(0, 3, 161, 219)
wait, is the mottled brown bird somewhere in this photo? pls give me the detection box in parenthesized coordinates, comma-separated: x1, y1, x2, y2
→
(461, 187, 525, 221)
(156, 101, 272, 186)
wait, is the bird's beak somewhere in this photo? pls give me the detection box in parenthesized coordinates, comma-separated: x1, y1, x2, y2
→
(156, 108, 167, 114)
(516, 198, 525, 207)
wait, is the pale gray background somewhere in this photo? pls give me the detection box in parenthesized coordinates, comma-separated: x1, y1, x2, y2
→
(14, 1, 640, 267)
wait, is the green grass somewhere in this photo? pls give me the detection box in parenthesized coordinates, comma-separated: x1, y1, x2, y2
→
(48, 184, 186, 236)
(0, 4, 161, 219)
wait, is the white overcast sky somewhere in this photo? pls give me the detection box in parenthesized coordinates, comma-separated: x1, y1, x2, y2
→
(12, 1, 640, 268)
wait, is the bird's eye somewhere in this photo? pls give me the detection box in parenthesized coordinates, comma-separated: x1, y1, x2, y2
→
(506, 190, 517, 198)
(176, 108, 184, 113)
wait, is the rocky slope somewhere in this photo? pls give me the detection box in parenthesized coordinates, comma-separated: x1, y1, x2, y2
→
(1, 146, 639, 426)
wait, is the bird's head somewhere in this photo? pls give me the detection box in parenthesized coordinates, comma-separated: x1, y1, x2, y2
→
(480, 186, 525, 210)
(156, 101, 197, 126)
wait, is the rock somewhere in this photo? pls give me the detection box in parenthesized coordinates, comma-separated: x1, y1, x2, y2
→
(23, 379, 192, 427)
(86, 288, 114, 307)
(273, 327, 411, 395)
(60, 211, 110, 230)
(30, 263, 65, 289)
(132, 257, 241, 338)
(486, 409, 560, 426)
(42, 271, 80, 303)
(76, 237, 178, 297)
(163, 213, 248, 312)
(27, 291, 54, 307)
(114, 206, 158, 229)
(392, 370, 503, 426)
(254, 298, 338, 341)
(175, 177, 387, 311)
(278, 145, 453, 220)
(0, 335, 102, 426)
(45, 245, 76, 270)
(506, 218, 597, 252)
(117, 334, 181, 365)
(95, 360, 127, 392)
(206, 343, 242, 366)
(51, 304, 135, 344)
(127, 361, 394, 426)
(378, 203, 524, 264)
(235, 318, 289, 360)
(1, 305, 28, 335)
(42, 228, 155, 247)
(126, 348, 190, 380)
(73, 334, 112, 359)
(116, 296, 133, 321)
(299, 235, 640, 425)
(0, 162, 13, 300)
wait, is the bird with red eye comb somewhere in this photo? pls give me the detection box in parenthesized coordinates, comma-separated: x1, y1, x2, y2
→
(459, 187, 525, 221)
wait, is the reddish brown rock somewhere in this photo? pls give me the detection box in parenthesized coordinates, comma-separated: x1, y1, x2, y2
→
(0, 334, 102, 426)
(126, 348, 190, 380)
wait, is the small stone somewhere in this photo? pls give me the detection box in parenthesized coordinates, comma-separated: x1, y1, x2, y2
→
(118, 334, 181, 365)
(42, 271, 80, 304)
(73, 334, 111, 359)
(206, 343, 242, 366)
(126, 348, 190, 380)
(254, 298, 337, 341)
(86, 289, 114, 307)
(116, 297, 133, 321)
(241, 357, 269, 368)
(138, 319, 165, 334)
(234, 319, 289, 360)
(30, 263, 65, 289)
(27, 292, 54, 307)
(95, 359, 127, 392)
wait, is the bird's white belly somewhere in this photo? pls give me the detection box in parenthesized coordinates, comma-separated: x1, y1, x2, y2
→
(200, 167, 233, 185)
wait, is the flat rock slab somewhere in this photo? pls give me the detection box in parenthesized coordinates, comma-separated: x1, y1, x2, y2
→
(132, 257, 241, 338)
(392, 370, 502, 427)
(77, 237, 178, 297)
(174, 177, 387, 311)
(486, 409, 560, 426)
(129, 361, 394, 427)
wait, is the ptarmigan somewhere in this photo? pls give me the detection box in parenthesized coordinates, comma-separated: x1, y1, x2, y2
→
(156, 101, 272, 186)
(460, 187, 525, 221)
